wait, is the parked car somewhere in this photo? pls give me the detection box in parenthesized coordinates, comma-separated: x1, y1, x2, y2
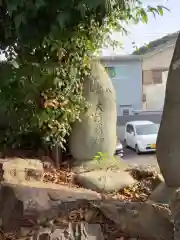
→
(124, 120, 159, 154)
(114, 140, 124, 157)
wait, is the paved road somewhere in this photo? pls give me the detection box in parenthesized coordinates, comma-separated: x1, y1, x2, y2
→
(117, 126, 159, 170)
(121, 146, 159, 170)
(116, 112, 162, 170)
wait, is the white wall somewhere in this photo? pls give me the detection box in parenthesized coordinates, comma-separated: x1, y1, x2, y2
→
(142, 43, 175, 110)
(142, 44, 174, 70)
(143, 71, 168, 110)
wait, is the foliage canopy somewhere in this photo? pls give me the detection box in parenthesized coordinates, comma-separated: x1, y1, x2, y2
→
(0, 0, 165, 149)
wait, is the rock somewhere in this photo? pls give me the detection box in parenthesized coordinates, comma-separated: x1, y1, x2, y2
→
(38, 232, 51, 240)
(3, 158, 44, 183)
(36, 228, 52, 240)
(126, 166, 161, 181)
(0, 181, 102, 236)
(47, 183, 101, 202)
(0, 185, 23, 233)
(69, 61, 117, 163)
(4, 181, 101, 212)
(21, 227, 34, 237)
(152, 173, 164, 189)
(170, 188, 180, 240)
(7, 183, 51, 212)
(36, 223, 104, 240)
(149, 182, 177, 204)
(72, 157, 128, 174)
(75, 169, 136, 193)
(97, 201, 173, 240)
(84, 223, 104, 240)
(0, 180, 173, 240)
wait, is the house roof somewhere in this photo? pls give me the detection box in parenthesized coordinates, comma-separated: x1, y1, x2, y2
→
(97, 54, 142, 61)
(133, 31, 179, 55)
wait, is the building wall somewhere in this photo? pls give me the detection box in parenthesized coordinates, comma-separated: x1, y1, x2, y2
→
(142, 44, 175, 110)
(101, 58, 142, 116)
(142, 44, 174, 70)
(143, 71, 168, 110)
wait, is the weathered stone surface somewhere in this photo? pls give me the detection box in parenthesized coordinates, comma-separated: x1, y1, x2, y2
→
(4, 182, 101, 205)
(71, 157, 128, 174)
(47, 184, 101, 202)
(75, 169, 136, 193)
(3, 158, 44, 183)
(96, 201, 173, 240)
(7, 183, 51, 212)
(21, 223, 104, 239)
(4, 181, 101, 210)
(170, 188, 180, 240)
(50, 223, 104, 240)
(0, 185, 23, 232)
(0, 182, 173, 240)
(69, 61, 117, 162)
(84, 223, 104, 239)
(38, 232, 51, 240)
(0, 181, 101, 235)
(156, 33, 180, 186)
(149, 182, 177, 204)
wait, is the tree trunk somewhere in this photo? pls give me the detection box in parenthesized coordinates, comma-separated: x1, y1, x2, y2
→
(156, 32, 180, 186)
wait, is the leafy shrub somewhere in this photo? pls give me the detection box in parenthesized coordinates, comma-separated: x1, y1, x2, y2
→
(0, 1, 165, 150)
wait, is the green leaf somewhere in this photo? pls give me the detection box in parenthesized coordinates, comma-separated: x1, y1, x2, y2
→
(35, 0, 45, 9)
(6, 0, 18, 16)
(147, 7, 159, 18)
(157, 5, 164, 16)
(161, 6, 170, 12)
(140, 9, 148, 23)
(14, 14, 26, 32)
(76, 4, 87, 18)
(10, 60, 19, 69)
(57, 12, 71, 29)
(0, 0, 165, 151)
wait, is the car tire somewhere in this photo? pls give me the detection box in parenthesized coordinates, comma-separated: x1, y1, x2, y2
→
(135, 144, 141, 155)
(124, 139, 128, 148)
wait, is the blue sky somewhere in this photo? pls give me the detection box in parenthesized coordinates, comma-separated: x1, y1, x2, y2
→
(102, 0, 180, 55)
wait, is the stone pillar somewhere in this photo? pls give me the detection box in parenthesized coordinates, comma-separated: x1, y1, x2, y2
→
(69, 61, 117, 164)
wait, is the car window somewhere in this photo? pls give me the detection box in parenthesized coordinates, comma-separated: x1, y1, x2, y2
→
(135, 124, 159, 135)
(126, 124, 131, 133)
(126, 124, 134, 133)
(126, 124, 130, 133)
(129, 125, 134, 133)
